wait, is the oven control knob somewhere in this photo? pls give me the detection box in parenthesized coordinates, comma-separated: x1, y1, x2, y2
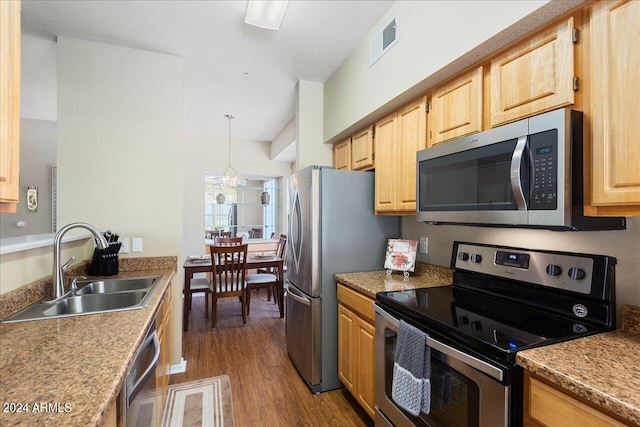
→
(458, 252, 469, 261)
(546, 264, 562, 277)
(568, 267, 586, 281)
(471, 321, 482, 331)
(470, 254, 483, 263)
(458, 316, 469, 325)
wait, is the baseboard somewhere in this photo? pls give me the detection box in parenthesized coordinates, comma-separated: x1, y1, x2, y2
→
(170, 357, 187, 375)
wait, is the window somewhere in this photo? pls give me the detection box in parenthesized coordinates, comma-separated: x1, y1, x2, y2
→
(204, 175, 280, 239)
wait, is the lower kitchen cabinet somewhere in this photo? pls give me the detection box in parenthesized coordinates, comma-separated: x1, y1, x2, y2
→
(523, 370, 630, 427)
(155, 282, 174, 421)
(337, 284, 376, 419)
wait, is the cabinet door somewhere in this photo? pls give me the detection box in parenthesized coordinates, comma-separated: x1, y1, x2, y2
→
(524, 371, 628, 427)
(429, 67, 483, 145)
(396, 97, 427, 213)
(355, 317, 376, 419)
(490, 17, 575, 126)
(588, 0, 640, 211)
(0, 0, 21, 212)
(351, 126, 375, 170)
(374, 113, 397, 213)
(333, 138, 352, 171)
(338, 304, 356, 394)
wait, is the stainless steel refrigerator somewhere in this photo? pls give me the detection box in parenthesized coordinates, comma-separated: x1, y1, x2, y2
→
(286, 166, 400, 393)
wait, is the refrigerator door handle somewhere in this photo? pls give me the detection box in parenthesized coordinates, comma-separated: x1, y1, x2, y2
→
(290, 186, 303, 272)
(286, 282, 311, 306)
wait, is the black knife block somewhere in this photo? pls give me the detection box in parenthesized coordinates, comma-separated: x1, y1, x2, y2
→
(89, 242, 122, 276)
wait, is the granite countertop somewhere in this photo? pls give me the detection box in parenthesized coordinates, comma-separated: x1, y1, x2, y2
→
(0, 257, 177, 427)
(335, 262, 454, 299)
(517, 305, 640, 425)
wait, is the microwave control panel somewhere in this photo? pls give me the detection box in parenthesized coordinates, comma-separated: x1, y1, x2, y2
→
(529, 129, 558, 210)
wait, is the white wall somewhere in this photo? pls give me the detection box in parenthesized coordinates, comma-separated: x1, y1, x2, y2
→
(57, 37, 184, 363)
(0, 119, 56, 238)
(323, 0, 582, 143)
(403, 217, 640, 325)
(182, 135, 292, 258)
(270, 116, 295, 160)
(296, 80, 332, 170)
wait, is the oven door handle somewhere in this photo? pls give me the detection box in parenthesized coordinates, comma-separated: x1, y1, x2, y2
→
(374, 305, 504, 382)
(510, 135, 528, 210)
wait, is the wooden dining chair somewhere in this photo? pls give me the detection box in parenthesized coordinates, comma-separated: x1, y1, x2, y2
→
(208, 243, 249, 328)
(189, 276, 211, 319)
(213, 236, 243, 246)
(254, 234, 287, 304)
(246, 235, 286, 314)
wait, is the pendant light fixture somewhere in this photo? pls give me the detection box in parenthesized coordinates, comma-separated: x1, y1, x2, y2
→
(221, 114, 242, 188)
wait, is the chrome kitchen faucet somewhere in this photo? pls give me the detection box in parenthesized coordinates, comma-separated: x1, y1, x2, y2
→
(51, 222, 109, 301)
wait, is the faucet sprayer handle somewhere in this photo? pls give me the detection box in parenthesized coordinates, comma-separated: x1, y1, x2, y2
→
(61, 257, 76, 273)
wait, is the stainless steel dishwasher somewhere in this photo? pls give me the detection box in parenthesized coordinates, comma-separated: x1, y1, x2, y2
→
(120, 320, 160, 426)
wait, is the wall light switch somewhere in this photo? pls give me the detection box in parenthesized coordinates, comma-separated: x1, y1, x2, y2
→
(119, 238, 130, 254)
(132, 237, 143, 253)
(419, 237, 429, 254)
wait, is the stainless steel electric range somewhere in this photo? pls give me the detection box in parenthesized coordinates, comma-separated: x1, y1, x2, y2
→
(374, 241, 616, 427)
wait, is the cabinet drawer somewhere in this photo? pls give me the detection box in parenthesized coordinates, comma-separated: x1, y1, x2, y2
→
(337, 284, 375, 324)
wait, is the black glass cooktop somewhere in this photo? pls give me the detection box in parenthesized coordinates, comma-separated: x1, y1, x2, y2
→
(376, 285, 606, 364)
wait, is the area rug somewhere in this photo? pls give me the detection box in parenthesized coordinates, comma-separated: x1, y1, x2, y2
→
(161, 375, 235, 427)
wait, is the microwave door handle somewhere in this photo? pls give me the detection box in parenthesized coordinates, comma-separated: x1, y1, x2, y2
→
(510, 136, 528, 210)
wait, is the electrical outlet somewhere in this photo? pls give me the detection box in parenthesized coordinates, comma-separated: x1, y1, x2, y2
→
(132, 237, 143, 253)
(119, 238, 129, 254)
(419, 237, 429, 254)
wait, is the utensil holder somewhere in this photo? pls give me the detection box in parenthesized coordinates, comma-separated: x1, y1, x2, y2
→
(89, 242, 122, 276)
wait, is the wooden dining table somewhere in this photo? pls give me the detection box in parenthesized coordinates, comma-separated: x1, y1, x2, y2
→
(182, 254, 285, 331)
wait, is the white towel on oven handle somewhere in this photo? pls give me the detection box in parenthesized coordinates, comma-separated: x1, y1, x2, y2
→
(391, 320, 431, 416)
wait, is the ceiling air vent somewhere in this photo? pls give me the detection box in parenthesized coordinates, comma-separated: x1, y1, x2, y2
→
(369, 12, 399, 67)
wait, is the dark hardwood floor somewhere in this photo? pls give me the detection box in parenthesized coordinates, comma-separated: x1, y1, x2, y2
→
(171, 292, 374, 427)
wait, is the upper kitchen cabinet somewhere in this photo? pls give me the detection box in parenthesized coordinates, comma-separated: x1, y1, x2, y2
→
(428, 66, 483, 146)
(585, 0, 640, 215)
(333, 138, 352, 171)
(351, 125, 374, 171)
(0, 0, 21, 213)
(490, 17, 576, 126)
(374, 96, 427, 215)
(374, 112, 397, 213)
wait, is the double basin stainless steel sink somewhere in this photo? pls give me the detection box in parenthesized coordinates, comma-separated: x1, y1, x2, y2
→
(1, 276, 161, 323)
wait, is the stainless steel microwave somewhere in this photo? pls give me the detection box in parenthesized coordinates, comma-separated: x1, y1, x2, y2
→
(416, 108, 625, 231)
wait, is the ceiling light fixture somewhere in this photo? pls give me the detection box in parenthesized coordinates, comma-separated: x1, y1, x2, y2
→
(221, 114, 243, 188)
(245, 0, 289, 31)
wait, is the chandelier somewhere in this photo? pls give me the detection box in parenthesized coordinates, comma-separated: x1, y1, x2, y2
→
(221, 114, 243, 188)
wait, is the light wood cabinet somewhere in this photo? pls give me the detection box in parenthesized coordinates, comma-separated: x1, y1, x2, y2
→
(0, 0, 21, 212)
(374, 96, 427, 215)
(584, 0, 640, 215)
(428, 66, 483, 146)
(337, 284, 376, 419)
(490, 17, 576, 126)
(523, 370, 631, 427)
(156, 283, 174, 422)
(333, 138, 352, 171)
(351, 126, 374, 171)
(373, 113, 397, 213)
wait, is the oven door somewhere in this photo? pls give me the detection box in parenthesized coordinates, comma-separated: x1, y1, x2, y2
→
(374, 305, 509, 427)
